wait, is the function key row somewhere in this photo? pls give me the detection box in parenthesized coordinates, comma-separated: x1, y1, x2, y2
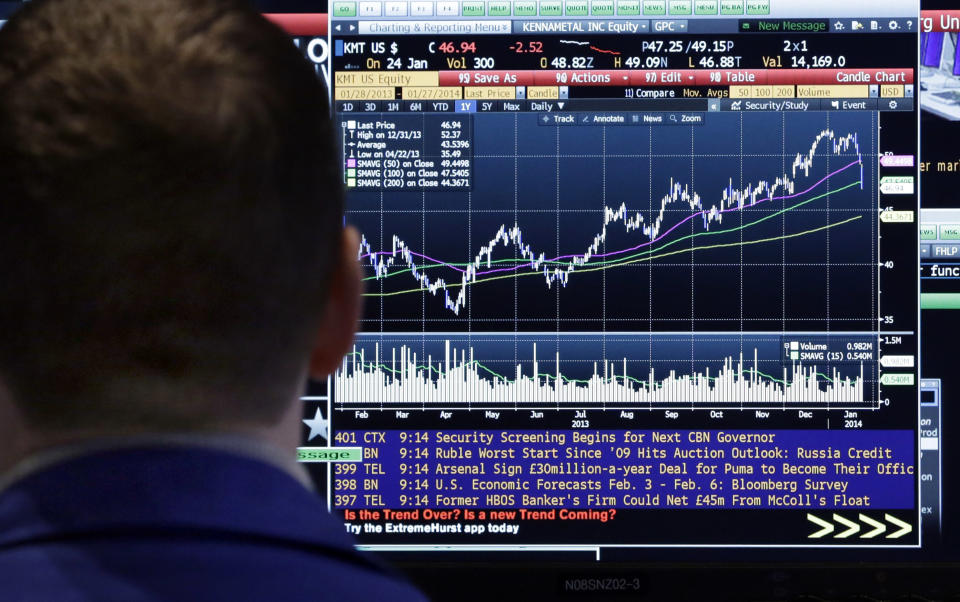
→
(332, 0, 770, 18)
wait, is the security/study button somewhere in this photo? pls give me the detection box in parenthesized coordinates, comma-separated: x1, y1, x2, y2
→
(746, 0, 769, 14)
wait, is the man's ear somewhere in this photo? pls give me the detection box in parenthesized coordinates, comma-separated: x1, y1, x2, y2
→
(308, 226, 362, 379)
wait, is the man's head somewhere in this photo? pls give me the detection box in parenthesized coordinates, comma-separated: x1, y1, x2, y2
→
(0, 0, 358, 439)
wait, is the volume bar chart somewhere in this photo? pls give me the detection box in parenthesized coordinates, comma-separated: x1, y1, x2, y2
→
(333, 333, 878, 410)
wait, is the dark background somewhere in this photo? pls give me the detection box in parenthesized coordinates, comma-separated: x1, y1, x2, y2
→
(3, 0, 952, 597)
(251, 0, 326, 12)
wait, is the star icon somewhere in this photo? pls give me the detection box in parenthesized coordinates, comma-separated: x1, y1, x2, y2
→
(302, 407, 329, 442)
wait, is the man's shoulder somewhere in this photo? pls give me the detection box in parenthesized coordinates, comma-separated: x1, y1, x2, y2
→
(0, 536, 427, 602)
(0, 446, 426, 602)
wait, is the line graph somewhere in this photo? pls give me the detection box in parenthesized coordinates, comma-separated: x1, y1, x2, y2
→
(360, 182, 845, 282)
(349, 110, 878, 332)
(365, 215, 862, 299)
(360, 131, 860, 313)
(558, 40, 622, 55)
(334, 333, 878, 410)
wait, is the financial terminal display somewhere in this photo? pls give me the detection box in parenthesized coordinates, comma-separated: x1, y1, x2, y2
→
(306, 0, 921, 555)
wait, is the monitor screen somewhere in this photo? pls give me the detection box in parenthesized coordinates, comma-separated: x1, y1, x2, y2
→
(320, 0, 924, 566)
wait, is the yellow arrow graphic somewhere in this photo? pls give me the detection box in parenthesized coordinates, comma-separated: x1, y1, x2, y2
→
(807, 513, 834, 539)
(833, 514, 860, 538)
(885, 514, 912, 539)
(859, 514, 886, 539)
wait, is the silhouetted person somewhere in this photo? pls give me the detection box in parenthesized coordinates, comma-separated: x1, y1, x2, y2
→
(0, 0, 424, 599)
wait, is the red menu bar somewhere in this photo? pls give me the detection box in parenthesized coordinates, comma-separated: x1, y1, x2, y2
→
(921, 11, 960, 33)
(263, 13, 328, 36)
(436, 69, 912, 87)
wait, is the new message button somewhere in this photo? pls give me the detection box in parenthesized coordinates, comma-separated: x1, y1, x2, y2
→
(297, 447, 364, 462)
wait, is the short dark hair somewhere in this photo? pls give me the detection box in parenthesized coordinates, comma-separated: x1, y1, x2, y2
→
(0, 0, 342, 431)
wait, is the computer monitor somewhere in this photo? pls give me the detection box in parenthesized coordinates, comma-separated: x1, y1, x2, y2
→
(319, 0, 924, 574)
